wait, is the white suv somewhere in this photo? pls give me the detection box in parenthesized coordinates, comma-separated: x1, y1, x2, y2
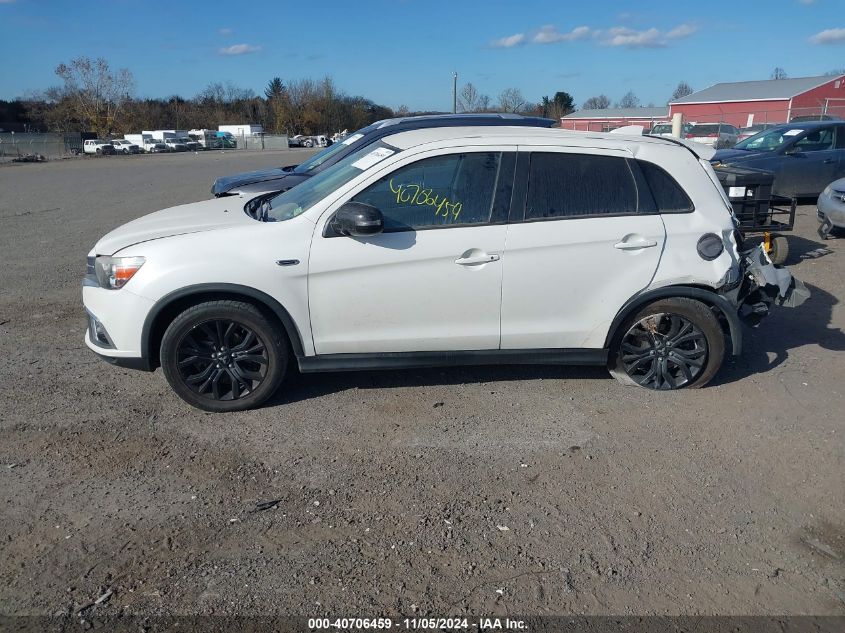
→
(82, 127, 808, 411)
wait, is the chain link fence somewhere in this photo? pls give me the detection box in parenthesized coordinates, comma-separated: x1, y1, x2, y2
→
(0, 132, 291, 163)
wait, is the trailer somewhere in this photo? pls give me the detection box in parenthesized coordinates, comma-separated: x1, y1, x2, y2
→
(218, 124, 263, 137)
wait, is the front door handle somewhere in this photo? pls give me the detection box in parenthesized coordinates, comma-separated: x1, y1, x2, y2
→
(614, 235, 658, 250)
(823, 158, 836, 164)
(455, 252, 500, 266)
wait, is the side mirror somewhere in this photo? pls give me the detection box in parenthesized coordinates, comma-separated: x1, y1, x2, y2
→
(784, 145, 801, 156)
(331, 202, 384, 237)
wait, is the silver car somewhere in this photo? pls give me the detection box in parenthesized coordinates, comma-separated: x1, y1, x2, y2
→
(818, 178, 845, 237)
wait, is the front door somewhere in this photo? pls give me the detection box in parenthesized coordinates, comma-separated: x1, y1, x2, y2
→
(778, 125, 840, 196)
(308, 149, 515, 355)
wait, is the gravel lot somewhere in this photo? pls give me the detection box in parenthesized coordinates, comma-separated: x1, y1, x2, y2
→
(0, 150, 843, 618)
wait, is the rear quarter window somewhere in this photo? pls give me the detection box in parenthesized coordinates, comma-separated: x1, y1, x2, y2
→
(637, 160, 694, 213)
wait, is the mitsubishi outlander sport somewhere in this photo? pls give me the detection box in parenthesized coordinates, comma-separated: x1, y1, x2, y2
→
(83, 126, 809, 411)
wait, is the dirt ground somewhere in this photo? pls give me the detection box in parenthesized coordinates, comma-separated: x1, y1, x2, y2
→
(0, 150, 843, 619)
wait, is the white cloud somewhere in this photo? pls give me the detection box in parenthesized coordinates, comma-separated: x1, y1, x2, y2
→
(218, 27, 233, 36)
(809, 28, 845, 44)
(490, 33, 526, 48)
(532, 25, 590, 44)
(666, 23, 698, 39)
(218, 43, 261, 56)
(601, 27, 664, 48)
(597, 23, 697, 48)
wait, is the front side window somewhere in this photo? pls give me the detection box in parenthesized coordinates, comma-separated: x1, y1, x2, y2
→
(351, 152, 502, 231)
(525, 152, 638, 219)
(793, 127, 835, 152)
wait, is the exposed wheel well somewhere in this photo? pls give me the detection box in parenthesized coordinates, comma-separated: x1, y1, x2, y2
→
(143, 287, 304, 370)
(605, 285, 741, 356)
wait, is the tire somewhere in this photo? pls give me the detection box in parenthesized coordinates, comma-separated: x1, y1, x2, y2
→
(768, 235, 789, 265)
(160, 300, 288, 412)
(608, 298, 725, 390)
(95, 148, 101, 154)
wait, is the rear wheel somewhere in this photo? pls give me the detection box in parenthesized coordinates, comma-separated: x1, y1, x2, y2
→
(609, 298, 725, 390)
(160, 300, 288, 412)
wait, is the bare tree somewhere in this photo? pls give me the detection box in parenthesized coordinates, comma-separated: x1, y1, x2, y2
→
(825, 68, 845, 76)
(582, 95, 610, 110)
(670, 81, 693, 101)
(616, 91, 640, 109)
(771, 67, 788, 80)
(478, 94, 491, 112)
(498, 87, 525, 113)
(458, 82, 490, 113)
(54, 57, 134, 136)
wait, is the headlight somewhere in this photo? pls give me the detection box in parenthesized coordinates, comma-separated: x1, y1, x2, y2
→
(94, 256, 145, 289)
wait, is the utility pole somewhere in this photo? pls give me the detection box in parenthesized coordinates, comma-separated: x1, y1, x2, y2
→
(452, 71, 458, 114)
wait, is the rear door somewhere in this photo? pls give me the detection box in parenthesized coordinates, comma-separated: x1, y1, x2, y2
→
(500, 148, 666, 350)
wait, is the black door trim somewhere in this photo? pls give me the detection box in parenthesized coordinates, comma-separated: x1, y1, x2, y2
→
(297, 348, 608, 373)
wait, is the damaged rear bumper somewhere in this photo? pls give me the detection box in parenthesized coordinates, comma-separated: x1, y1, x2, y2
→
(721, 244, 810, 327)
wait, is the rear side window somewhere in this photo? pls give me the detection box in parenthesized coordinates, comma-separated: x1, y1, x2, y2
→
(637, 161, 694, 213)
(525, 152, 638, 219)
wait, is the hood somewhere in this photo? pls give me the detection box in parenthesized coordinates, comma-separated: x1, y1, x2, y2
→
(711, 148, 761, 164)
(212, 167, 290, 195)
(94, 196, 254, 255)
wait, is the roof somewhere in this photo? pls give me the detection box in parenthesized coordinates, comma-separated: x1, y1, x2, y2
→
(671, 75, 842, 104)
(562, 107, 669, 120)
(381, 125, 698, 155)
(374, 113, 556, 129)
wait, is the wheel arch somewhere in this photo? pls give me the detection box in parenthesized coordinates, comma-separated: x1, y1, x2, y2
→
(141, 283, 305, 370)
(604, 285, 742, 356)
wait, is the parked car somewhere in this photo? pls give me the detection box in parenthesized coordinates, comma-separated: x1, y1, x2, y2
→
(111, 139, 141, 154)
(143, 138, 167, 153)
(648, 121, 693, 138)
(83, 127, 808, 411)
(178, 136, 201, 151)
(163, 138, 188, 152)
(711, 121, 845, 197)
(211, 113, 557, 197)
(737, 123, 781, 142)
(83, 139, 117, 155)
(288, 135, 307, 148)
(685, 123, 739, 149)
(817, 178, 845, 236)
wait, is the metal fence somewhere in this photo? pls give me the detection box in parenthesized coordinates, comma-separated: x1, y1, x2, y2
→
(0, 132, 77, 161)
(567, 103, 845, 133)
(0, 132, 291, 163)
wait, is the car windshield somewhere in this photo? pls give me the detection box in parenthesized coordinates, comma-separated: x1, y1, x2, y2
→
(292, 123, 380, 174)
(651, 124, 671, 134)
(734, 127, 804, 151)
(690, 124, 722, 135)
(265, 141, 399, 222)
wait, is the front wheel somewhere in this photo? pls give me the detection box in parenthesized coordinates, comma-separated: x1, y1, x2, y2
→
(608, 298, 725, 390)
(160, 300, 288, 411)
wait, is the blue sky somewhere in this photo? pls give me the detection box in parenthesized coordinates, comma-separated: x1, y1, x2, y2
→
(1, 0, 843, 111)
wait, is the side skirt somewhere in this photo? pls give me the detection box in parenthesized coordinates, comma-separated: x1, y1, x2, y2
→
(297, 348, 608, 374)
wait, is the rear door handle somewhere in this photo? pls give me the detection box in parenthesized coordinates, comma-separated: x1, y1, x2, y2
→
(455, 253, 500, 266)
(614, 236, 658, 250)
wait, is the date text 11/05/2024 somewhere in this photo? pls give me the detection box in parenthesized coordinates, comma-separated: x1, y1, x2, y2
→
(307, 617, 527, 630)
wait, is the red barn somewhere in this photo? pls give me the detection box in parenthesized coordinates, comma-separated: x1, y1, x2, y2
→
(669, 74, 845, 127)
(560, 107, 669, 131)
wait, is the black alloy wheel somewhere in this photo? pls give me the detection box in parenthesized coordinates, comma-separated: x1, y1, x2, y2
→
(609, 298, 725, 390)
(160, 300, 287, 411)
(176, 319, 268, 401)
(619, 313, 707, 389)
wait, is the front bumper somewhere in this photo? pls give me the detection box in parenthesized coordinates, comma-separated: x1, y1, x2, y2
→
(82, 282, 155, 369)
(817, 193, 845, 228)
